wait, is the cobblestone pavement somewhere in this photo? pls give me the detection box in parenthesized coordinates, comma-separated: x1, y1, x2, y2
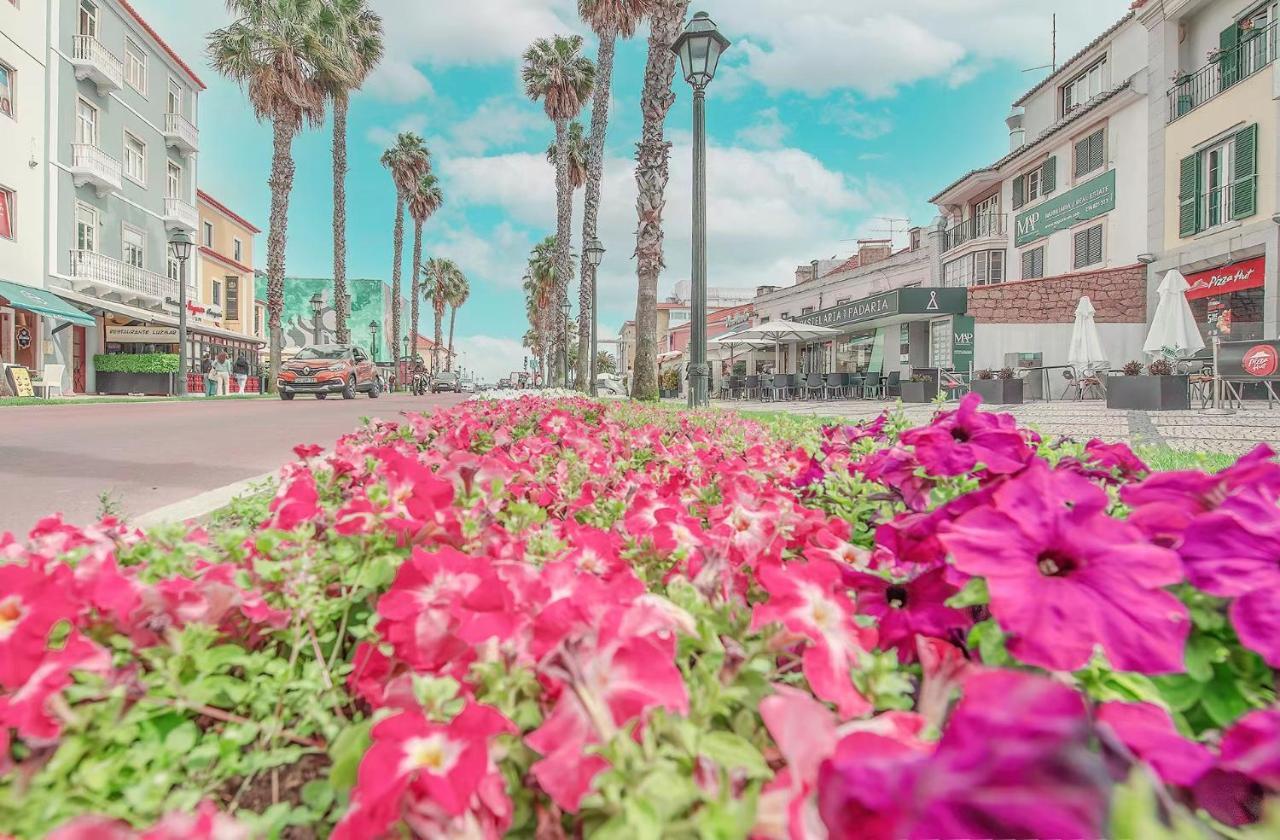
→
(715, 397, 1280, 455)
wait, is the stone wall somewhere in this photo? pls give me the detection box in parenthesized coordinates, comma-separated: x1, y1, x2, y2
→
(967, 263, 1148, 324)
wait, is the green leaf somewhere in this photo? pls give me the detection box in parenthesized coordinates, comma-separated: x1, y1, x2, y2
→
(300, 780, 335, 812)
(1202, 668, 1250, 728)
(1110, 769, 1206, 840)
(1154, 675, 1205, 713)
(163, 721, 198, 754)
(328, 721, 372, 791)
(1184, 634, 1219, 683)
(945, 577, 989, 609)
(967, 619, 1011, 666)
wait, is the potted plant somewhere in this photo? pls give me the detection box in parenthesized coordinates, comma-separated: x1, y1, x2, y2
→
(899, 375, 935, 404)
(972, 366, 1024, 405)
(94, 353, 181, 395)
(1122, 360, 1143, 376)
(1106, 358, 1191, 411)
(659, 368, 680, 399)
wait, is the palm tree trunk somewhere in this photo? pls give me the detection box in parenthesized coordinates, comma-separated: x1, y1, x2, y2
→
(553, 117, 572, 389)
(447, 305, 457, 371)
(433, 299, 445, 374)
(390, 195, 404, 390)
(578, 31, 616, 393)
(332, 96, 350, 344)
(410, 222, 423, 376)
(631, 0, 690, 401)
(267, 118, 299, 392)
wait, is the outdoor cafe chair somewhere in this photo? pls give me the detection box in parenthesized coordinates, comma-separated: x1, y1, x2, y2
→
(939, 370, 969, 401)
(863, 372, 883, 399)
(824, 372, 847, 400)
(770, 373, 791, 401)
(804, 372, 824, 400)
(744, 375, 760, 400)
(848, 373, 865, 399)
(884, 371, 901, 398)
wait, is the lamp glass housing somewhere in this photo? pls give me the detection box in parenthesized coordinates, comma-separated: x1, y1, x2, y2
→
(168, 230, 194, 262)
(585, 238, 605, 267)
(672, 12, 730, 89)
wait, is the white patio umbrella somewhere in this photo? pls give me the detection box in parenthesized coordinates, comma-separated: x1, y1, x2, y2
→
(1067, 296, 1109, 373)
(730, 320, 841, 373)
(1144, 270, 1206, 359)
(709, 334, 772, 379)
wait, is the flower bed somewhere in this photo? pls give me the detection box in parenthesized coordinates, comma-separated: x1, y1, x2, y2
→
(1, 395, 1278, 838)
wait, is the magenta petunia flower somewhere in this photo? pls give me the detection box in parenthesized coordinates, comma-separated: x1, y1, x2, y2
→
(940, 462, 1190, 673)
(852, 446, 934, 511)
(1095, 701, 1215, 787)
(844, 568, 970, 662)
(899, 393, 1036, 478)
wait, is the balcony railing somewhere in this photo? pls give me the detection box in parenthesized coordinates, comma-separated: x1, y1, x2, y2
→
(164, 197, 199, 232)
(942, 213, 1007, 253)
(163, 112, 199, 155)
(69, 250, 176, 303)
(69, 143, 122, 196)
(1168, 21, 1277, 122)
(71, 34, 124, 94)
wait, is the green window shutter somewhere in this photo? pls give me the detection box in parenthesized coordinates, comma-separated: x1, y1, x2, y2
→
(1074, 137, 1090, 178)
(1232, 123, 1258, 220)
(1220, 24, 1241, 88)
(1090, 130, 1106, 173)
(1178, 153, 1201, 237)
(1041, 156, 1056, 194)
(1012, 175, 1025, 210)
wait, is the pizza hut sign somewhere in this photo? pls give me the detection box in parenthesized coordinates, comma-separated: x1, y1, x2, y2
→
(1218, 340, 1280, 379)
(1184, 256, 1265, 301)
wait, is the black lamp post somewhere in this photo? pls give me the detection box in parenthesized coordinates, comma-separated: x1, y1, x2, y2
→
(309, 292, 324, 344)
(673, 10, 730, 408)
(168, 230, 194, 396)
(369, 320, 380, 363)
(561, 299, 572, 389)
(584, 238, 605, 396)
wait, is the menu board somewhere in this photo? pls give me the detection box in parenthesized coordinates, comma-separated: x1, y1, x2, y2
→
(7, 366, 34, 397)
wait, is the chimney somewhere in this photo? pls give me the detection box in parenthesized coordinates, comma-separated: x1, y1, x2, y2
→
(1006, 106, 1026, 151)
(857, 239, 893, 267)
(795, 266, 811, 285)
(756, 285, 779, 297)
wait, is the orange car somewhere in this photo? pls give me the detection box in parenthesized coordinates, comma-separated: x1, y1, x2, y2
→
(278, 344, 382, 401)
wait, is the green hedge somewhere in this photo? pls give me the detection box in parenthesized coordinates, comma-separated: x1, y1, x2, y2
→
(93, 353, 180, 374)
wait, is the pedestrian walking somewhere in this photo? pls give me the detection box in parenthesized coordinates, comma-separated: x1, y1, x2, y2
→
(212, 351, 231, 396)
(201, 353, 216, 398)
(232, 355, 250, 395)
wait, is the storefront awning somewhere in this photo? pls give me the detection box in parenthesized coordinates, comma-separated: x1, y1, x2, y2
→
(53, 288, 266, 346)
(0, 280, 96, 327)
(795, 287, 967, 333)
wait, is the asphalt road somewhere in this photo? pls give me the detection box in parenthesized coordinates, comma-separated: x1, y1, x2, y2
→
(0, 392, 467, 537)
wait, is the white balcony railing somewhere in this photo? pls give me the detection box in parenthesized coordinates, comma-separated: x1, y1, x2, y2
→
(69, 250, 176, 304)
(164, 197, 199, 232)
(71, 34, 124, 94)
(163, 112, 199, 155)
(69, 143, 122, 196)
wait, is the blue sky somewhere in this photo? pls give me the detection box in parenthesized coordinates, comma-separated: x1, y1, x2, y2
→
(131, 0, 1134, 381)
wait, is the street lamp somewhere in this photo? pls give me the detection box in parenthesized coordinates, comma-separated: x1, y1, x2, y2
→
(673, 11, 730, 408)
(309, 292, 324, 344)
(369, 320, 380, 363)
(168, 230, 194, 397)
(584, 238, 605, 396)
(561, 299, 572, 389)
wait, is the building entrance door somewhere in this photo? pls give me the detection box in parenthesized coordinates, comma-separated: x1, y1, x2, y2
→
(73, 326, 87, 393)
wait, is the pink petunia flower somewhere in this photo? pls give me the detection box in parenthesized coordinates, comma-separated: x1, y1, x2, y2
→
(1095, 701, 1215, 787)
(0, 562, 79, 690)
(844, 568, 969, 662)
(899, 393, 1035, 478)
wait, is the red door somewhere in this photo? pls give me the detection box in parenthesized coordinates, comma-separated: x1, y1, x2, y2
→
(72, 326, 87, 393)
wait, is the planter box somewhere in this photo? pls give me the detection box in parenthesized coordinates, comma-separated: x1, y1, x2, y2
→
(972, 378, 1024, 405)
(96, 371, 174, 396)
(659, 388, 679, 399)
(1105, 375, 1190, 411)
(899, 382, 934, 403)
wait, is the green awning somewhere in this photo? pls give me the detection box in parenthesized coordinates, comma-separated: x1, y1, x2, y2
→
(0, 280, 96, 327)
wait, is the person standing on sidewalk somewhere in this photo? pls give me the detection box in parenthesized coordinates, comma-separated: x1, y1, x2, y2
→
(232, 355, 250, 395)
(201, 353, 216, 397)
(211, 351, 231, 396)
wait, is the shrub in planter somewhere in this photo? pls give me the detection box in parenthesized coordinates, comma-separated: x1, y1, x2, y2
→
(997, 367, 1015, 380)
(973, 369, 1024, 404)
(1148, 358, 1174, 376)
(93, 353, 180, 374)
(659, 367, 680, 397)
(1108, 359, 1190, 410)
(976, 369, 994, 380)
(1122, 360, 1143, 376)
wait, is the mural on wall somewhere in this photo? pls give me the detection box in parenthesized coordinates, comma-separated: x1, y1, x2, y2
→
(280, 278, 410, 361)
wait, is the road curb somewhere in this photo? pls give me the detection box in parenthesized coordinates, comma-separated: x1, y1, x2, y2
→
(133, 469, 278, 528)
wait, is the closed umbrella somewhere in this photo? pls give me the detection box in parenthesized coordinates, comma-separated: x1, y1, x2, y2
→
(1068, 296, 1109, 373)
(1144, 270, 1206, 359)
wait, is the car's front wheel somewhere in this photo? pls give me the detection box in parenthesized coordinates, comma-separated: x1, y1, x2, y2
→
(316, 394, 327, 400)
(368, 377, 381, 399)
(279, 391, 294, 401)
(342, 376, 357, 400)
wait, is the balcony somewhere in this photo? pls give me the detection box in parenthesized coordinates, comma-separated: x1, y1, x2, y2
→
(71, 35, 123, 94)
(163, 112, 199, 156)
(942, 213, 1007, 253)
(68, 250, 176, 307)
(164, 198, 199, 233)
(1168, 21, 1277, 122)
(69, 143, 122, 197)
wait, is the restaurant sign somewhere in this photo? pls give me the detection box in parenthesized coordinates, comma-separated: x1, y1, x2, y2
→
(952, 315, 975, 373)
(1014, 168, 1116, 247)
(1185, 256, 1265, 301)
(1218, 340, 1280, 379)
(796, 287, 967, 330)
(106, 325, 180, 344)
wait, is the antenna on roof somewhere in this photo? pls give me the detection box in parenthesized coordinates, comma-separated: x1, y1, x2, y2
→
(870, 217, 912, 241)
(1023, 13, 1057, 74)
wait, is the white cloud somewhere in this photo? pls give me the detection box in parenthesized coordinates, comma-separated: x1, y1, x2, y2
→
(365, 114, 430, 149)
(365, 59, 436, 104)
(451, 334, 533, 383)
(820, 97, 894, 141)
(736, 108, 790, 149)
(447, 98, 547, 156)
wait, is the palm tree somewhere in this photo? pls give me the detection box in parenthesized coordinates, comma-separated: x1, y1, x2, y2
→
(521, 35, 595, 388)
(209, 0, 331, 391)
(547, 121, 588, 190)
(407, 172, 444, 372)
(630, 0, 690, 400)
(424, 257, 459, 373)
(380, 133, 430, 384)
(319, 0, 383, 343)
(526, 236, 558, 379)
(578, 0, 651, 390)
(445, 269, 470, 371)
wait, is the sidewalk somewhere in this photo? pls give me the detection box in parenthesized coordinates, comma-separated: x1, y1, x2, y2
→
(716, 396, 1280, 455)
(1, 393, 271, 407)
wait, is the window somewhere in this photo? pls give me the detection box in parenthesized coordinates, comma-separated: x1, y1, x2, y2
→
(0, 187, 13, 240)
(973, 192, 1000, 231)
(167, 256, 180, 283)
(943, 250, 1005, 287)
(1061, 57, 1107, 115)
(835, 298, 850, 305)
(78, 0, 98, 38)
(233, 238, 243, 263)
(212, 279, 221, 306)
(930, 319, 953, 369)
(123, 132, 146, 184)
(0, 62, 14, 118)
(124, 39, 147, 93)
(1021, 247, 1045, 279)
(781, 312, 791, 321)
(76, 98, 98, 145)
(1074, 128, 1106, 179)
(254, 305, 262, 337)
(167, 79, 182, 116)
(203, 221, 213, 247)
(1180, 124, 1259, 236)
(1011, 157, 1055, 209)
(226, 277, 239, 320)
(800, 306, 814, 315)
(75, 202, 97, 252)
(122, 226, 145, 269)
(167, 162, 181, 199)
(1073, 224, 1104, 269)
